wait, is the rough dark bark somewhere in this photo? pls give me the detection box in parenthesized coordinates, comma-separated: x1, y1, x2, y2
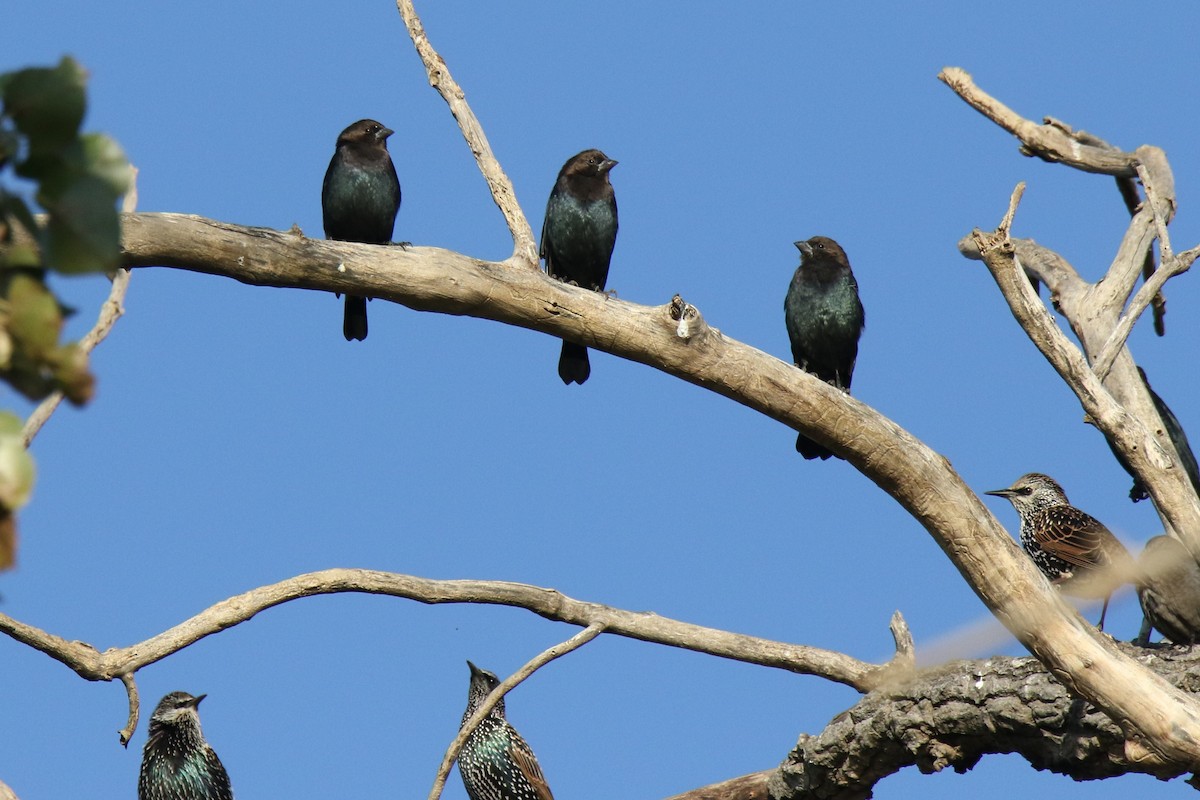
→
(769, 642, 1200, 799)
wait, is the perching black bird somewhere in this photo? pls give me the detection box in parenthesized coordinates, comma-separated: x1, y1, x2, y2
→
(985, 472, 1134, 630)
(783, 236, 865, 459)
(541, 148, 618, 385)
(322, 118, 401, 341)
(1111, 367, 1200, 503)
(138, 691, 233, 800)
(1136, 535, 1200, 645)
(458, 661, 554, 800)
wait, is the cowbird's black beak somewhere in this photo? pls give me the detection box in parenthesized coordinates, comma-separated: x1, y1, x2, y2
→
(794, 241, 812, 258)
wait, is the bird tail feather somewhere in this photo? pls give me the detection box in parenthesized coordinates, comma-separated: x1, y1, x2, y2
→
(344, 295, 368, 341)
(558, 341, 590, 385)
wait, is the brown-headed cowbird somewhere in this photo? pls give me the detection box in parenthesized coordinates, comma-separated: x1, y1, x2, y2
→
(784, 236, 865, 459)
(322, 119, 401, 341)
(541, 149, 618, 385)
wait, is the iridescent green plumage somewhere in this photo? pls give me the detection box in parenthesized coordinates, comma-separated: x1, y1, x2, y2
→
(458, 662, 554, 800)
(138, 692, 233, 800)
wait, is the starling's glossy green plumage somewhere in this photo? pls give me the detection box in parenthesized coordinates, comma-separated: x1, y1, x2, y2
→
(1137, 535, 1200, 645)
(138, 692, 233, 800)
(322, 118, 401, 341)
(783, 236, 865, 459)
(458, 661, 554, 800)
(985, 472, 1134, 630)
(541, 149, 618, 385)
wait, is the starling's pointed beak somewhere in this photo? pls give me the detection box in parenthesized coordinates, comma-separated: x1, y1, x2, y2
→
(795, 241, 812, 258)
(189, 694, 207, 708)
(983, 488, 1013, 498)
(467, 660, 481, 676)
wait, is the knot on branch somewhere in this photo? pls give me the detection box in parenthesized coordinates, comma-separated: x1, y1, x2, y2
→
(668, 294, 706, 341)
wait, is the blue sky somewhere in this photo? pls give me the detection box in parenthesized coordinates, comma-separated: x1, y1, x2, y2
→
(4, 2, 1200, 797)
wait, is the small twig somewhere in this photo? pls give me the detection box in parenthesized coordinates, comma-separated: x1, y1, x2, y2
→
(22, 168, 138, 447)
(395, 0, 538, 265)
(426, 623, 605, 800)
(888, 611, 915, 672)
(117, 672, 140, 747)
(1137, 162, 1174, 260)
(998, 182, 1025, 237)
(1092, 247, 1195, 382)
(1091, 163, 1195, 381)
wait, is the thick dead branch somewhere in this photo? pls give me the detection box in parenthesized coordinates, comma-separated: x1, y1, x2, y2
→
(946, 71, 1200, 548)
(87, 211, 1200, 764)
(0, 569, 912, 739)
(769, 643, 1200, 800)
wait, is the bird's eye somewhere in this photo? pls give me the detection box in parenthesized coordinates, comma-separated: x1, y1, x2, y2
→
(815, 242, 825, 250)
(1017, 487, 1032, 495)
(588, 156, 598, 165)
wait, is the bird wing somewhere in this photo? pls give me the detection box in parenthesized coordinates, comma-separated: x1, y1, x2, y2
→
(1032, 506, 1114, 569)
(510, 736, 554, 800)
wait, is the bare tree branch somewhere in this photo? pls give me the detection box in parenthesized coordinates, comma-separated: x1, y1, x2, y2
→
(83, 209, 1200, 765)
(664, 771, 773, 800)
(427, 623, 605, 800)
(394, 0, 538, 265)
(944, 69, 1200, 552)
(1091, 161, 1194, 380)
(117, 672, 140, 747)
(0, 569, 915, 739)
(768, 642, 1200, 799)
(938, 68, 1139, 176)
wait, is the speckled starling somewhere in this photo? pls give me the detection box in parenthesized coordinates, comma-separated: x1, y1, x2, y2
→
(784, 236, 865, 460)
(541, 149, 619, 385)
(985, 472, 1134, 630)
(138, 691, 233, 800)
(1136, 535, 1200, 645)
(458, 661, 554, 800)
(322, 118, 402, 341)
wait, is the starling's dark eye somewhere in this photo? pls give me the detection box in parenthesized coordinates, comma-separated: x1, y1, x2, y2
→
(1017, 487, 1032, 495)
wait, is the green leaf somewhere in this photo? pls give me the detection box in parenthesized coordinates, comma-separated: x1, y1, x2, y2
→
(41, 174, 121, 272)
(2, 57, 86, 154)
(0, 411, 34, 512)
(78, 132, 131, 195)
(0, 411, 34, 571)
(5, 272, 63, 356)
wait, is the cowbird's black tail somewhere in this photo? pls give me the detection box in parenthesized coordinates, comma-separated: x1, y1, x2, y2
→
(558, 341, 590, 385)
(795, 432, 836, 461)
(344, 295, 368, 341)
